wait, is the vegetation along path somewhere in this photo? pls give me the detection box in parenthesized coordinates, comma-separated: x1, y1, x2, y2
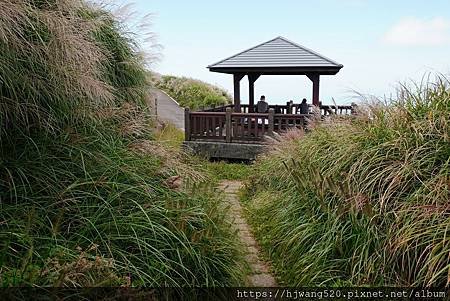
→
(218, 180, 277, 287)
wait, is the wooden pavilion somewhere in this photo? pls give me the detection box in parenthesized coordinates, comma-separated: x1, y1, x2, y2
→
(184, 36, 351, 159)
(208, 36, 342, 110)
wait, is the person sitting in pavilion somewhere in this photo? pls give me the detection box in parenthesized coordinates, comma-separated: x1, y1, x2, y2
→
(299, 98, 309, 114)
(256, 95, 269, 113)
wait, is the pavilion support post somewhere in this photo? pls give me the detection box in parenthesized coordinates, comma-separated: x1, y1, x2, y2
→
(225, 107, 232, 143)
(248, 74, 260, 113)
(184, 108, 191, 141)
(233, 74, 244, 112)
(307, 74, 320, 107)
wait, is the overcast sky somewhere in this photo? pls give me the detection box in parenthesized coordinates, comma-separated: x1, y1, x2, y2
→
(125, 0, 450, 104)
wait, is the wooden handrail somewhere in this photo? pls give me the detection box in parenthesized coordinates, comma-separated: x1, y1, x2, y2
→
(202, 104, 234, 112)
(198, 103, 353, 111)
(231, 112, 269, 118)
(190, 111, 227, 116)
(274, 113, 309, 118)
(320, 105, 352, 109)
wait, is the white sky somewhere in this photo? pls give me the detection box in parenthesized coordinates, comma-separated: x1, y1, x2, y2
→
(128, 0, 450, 105)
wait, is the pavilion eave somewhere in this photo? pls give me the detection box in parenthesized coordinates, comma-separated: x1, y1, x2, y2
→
(207, 66, 343, 75)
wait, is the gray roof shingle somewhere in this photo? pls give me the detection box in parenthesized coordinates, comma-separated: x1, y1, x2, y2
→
(208, 36, 343, 73)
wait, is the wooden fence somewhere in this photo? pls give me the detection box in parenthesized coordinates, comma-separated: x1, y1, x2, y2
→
(185, 108, 309, 143)
(186, 103, 356, 144)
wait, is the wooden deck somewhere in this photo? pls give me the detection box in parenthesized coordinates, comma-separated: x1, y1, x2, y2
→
(184, 103, 355, 144)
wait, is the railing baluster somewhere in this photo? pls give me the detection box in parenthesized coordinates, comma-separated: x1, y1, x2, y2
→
(260, 117, 264, 137)
(268, 109, 274, 136)
(226, 108, 232, 143)
(243, 117, 247, 139)
(207, 117, 211, 137)
(192, 116, 197, 138)
(240, 117, 244, 139)
(239, 116, 243, 139)
(184, 108, 190, 141)
(234, 116, 237, 139)
(200, 116, 204, 138)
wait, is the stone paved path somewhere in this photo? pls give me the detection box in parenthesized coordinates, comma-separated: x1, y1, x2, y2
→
(218, 180, 277, 287)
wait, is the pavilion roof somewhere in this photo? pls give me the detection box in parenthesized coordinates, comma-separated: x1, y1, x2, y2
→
(208, 36, 343, 75)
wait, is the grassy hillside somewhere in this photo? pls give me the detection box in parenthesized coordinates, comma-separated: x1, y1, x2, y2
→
(0, 0, 242, 287)
(242, 78, 449, 286)
(151, 73, 232, 110)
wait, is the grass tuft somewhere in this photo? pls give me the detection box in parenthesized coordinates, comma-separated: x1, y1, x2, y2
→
(0, 0, 242, 287)
(243, 75, 450, 286)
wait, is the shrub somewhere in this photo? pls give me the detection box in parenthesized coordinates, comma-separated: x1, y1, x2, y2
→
(151, 74, 231, 110)
(0, 0, 241, 287)
(243, 76, 450, 286)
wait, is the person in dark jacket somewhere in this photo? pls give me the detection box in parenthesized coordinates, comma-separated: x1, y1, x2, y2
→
(256, 95, 269, 113)
(299, 98, 309, 114)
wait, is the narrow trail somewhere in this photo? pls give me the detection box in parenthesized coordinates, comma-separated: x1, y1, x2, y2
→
(150, 88, 185, 130)
(218, 180, 277, 287)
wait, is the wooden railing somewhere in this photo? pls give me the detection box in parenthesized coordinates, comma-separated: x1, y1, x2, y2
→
(273, 114, 307, 131)
(199, 103, 356, 115)
(185, 102, 357, 143)
(185, 108, 308, 143)
(320, 105, 353, 116)
(187, 111, 227, 141)
(229, 112, 271, 142)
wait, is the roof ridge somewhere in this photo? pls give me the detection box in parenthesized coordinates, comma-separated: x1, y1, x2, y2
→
(207, 37, 280, 68)
(277, 36, 342, 67)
